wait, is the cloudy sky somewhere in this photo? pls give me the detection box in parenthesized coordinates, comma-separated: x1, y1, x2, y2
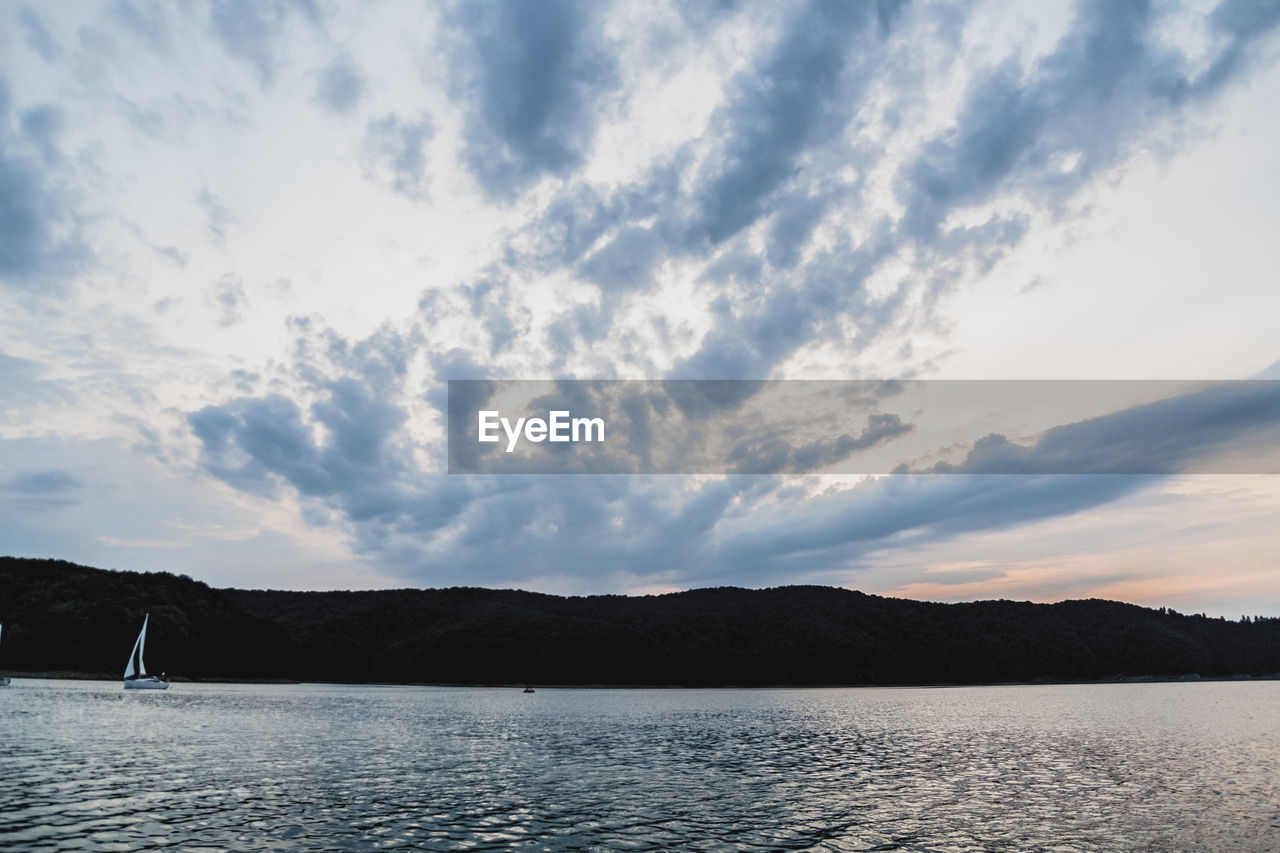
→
(3, 0, 1279, 615)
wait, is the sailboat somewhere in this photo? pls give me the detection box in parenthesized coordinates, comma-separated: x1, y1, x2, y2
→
(0, 623, 10, 687)
(123, 614, 169, 690)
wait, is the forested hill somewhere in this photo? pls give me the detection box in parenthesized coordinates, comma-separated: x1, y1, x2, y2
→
(2, 556, 1278, 685)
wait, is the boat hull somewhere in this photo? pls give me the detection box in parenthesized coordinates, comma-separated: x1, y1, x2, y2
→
(123, 677, 169, 690)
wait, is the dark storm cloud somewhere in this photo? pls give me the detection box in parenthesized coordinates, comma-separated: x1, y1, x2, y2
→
(449, 0, 616, 198)
(315, 55, 364, 114)
(361, 114, 433, 201)
(0, 82, 87, 291)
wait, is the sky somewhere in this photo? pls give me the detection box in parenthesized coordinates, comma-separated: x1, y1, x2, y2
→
(2, 0, 1279, 615)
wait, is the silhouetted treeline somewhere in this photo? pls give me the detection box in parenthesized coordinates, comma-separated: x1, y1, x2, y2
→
(0, 558, 298, 678)
(3, 556, 1279, 685)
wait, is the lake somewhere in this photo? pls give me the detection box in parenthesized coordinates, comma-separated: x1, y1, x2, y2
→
(1, 679, 1277, 851)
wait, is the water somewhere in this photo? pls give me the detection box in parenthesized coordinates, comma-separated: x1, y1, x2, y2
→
(1, 680, 1277, 852)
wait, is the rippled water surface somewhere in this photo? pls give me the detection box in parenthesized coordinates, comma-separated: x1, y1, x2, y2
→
(2, 680, 1278, 851)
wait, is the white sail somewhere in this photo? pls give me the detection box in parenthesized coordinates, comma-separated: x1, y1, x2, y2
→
(124, 614, 148, 679)
(122, 614, 168, 689)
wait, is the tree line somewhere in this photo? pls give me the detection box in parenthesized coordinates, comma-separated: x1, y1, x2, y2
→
(2, 556, 1278, 685)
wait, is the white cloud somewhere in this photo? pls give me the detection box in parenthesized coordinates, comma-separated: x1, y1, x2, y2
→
(1, 0, 1278, 614)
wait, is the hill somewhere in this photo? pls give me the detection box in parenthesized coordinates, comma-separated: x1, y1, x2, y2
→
(2, 556, 1278, 685)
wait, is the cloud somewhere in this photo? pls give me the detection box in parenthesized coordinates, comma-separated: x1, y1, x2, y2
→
(17, 7, 60, 62)
(315, 55, 364, 114)
(923, 382, 1280, 475)
(0, 351, 75, 413)
(0, 81, 87, 292)
(11, 469, 82, 495)
(449, 0, 617, 197)
(6, 468, 84, 511)
(113, 0, 175, 53)
(208, 0, 321, 86)
(191, 324, 418, 523)
(190, 367, 1280, 591)
(658, 0, 1280, 382)
(6, 0, 1280, 606)
(728, 412, 914, 475)
(686, 0, 897, 248)
(706, 473, 1149, 586)
(1199, 0, 1280, 94)
(444, 2, 914, 372)
(671, 225, 899, 378)
(577, 225, 664, 292)
(189, 381, 425, 525)
(361, 114, 433, 201)
(899, 0, 1280, 241)
(197, 188, 233, 245)
(212, 274, 247, 327)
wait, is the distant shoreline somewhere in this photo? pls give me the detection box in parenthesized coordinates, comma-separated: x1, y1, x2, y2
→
(6, 671, 1277, 689)
(4, 671, 301, 684)
(6, 558, 1280, 686)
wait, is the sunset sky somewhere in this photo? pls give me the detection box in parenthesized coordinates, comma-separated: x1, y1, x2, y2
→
(3, 0, 1279, 615)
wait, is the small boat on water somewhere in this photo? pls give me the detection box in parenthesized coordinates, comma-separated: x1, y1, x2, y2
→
(522, 686, 535, 693)
(123, 614, 169, 690)
(0, 623, 10, 687)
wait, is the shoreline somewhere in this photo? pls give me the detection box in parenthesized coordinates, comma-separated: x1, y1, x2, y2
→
(6, 671, 1277, 689)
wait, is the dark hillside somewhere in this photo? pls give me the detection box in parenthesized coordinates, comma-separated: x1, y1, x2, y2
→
(0, 558, 297, 678)
(3, 556, 1278, 685)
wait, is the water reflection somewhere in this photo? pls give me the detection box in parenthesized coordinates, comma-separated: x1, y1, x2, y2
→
(1, 681, 1277, 851)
